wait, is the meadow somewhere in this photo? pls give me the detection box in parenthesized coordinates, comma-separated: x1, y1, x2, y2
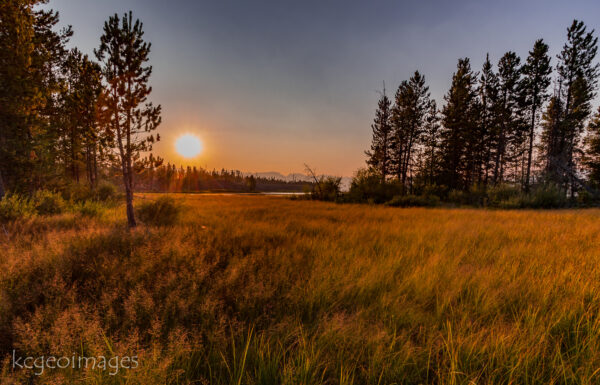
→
(2, 194, 600, 384)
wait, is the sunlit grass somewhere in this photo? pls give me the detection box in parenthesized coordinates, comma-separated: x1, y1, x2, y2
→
(2, 194, 600, 384)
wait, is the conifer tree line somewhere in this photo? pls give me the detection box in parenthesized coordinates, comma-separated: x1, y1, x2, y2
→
(0, 0, 161, 226)
(130, 164, 309, 193)
(366, 20, 600, 199)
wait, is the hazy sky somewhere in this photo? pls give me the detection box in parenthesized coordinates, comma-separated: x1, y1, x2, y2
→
(47, 0, 600, 176)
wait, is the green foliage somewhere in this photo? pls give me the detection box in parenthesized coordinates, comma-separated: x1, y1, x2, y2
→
(135, 196, 182, 226)
(0, 1, 73, 194)
(95, 182, 118, 202)
(62, 183, 94, 202)
(33, 190, 66, 215)
(73, 200, 104, 218)
(0, 195, 35, 223)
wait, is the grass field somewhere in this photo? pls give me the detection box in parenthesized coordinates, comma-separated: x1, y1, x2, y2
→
(2, 194, 600, 384)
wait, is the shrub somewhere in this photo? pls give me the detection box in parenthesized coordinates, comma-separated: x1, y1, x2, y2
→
(0, 195, 35, 223)
(447, 189, 468, 205)
(576, 190, 600, 206)
(33, 190, 66, 215)
(487, 184, 521, 207)
(347, 168, 402, 204)
(74, 200, 104, 218)
(61, 183, 94, 202)
(95, 182, 118, 202)
(522, 185, 568, 209)
(311, 176, 342, 202)
(135, 196, 182, 226)
(386, 194, 440, 208)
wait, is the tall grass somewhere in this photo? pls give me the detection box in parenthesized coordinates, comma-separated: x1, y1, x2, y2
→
(1, 194, 600, 383)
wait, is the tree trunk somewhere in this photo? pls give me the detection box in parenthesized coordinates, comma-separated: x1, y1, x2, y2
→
(525, 103, 536, 192)
(0, 170, 5, 200)
(124, 177, 136, 228)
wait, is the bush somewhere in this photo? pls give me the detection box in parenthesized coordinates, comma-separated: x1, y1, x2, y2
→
(386, 194, 440, 208)
(487, 184, 521, 207)
(522, 185, 568, 209)
(0, 195, 35, 223)
(311, 176, 342, 202)
(95, 182, 118, 202)
(135, 196, 182, 226)
(61, 183, 94, 202)
(74, 200, 104, 218)
(347, 168, 402, 204)
(576, 190, 600, 206)
(449, 185, 488, 206)
(33, 190, 66, 215)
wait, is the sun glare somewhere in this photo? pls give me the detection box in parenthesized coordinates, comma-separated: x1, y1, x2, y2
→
(175, 134, 203, 158)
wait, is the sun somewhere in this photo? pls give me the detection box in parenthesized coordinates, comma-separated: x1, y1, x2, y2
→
(175, 134, 203, 158)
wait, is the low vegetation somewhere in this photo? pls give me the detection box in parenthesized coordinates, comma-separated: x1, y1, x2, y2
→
(2, 194, 600, 384)
(135, 196, 182, 226)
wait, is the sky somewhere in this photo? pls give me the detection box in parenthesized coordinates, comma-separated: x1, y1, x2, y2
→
(47, 0, 600, 176)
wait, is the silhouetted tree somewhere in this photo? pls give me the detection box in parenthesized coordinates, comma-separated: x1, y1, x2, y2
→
(390, 71, 432, 190)
(96, 12, 161, 227)
(543, 20, 599, 195)
(439, 58, 479, 190)
(476, 54, 500, 186)
(520, 39, 552, 191)
(366, 86, 392, 181)
(493, 51, 523, 185)
(420, 101, 440, 186)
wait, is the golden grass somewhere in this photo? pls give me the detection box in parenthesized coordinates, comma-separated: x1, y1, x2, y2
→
(2, 194, 600, 384)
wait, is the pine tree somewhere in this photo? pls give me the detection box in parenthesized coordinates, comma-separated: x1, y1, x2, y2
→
(477, 54, 500, 186)
(95, 12, 161, 227)
(520, 39, 552, 191)
(366, 86, 392, 181)
(493, 51, 523, 185)
(543, 20, 599, 194)
(0, 0, 71, 195)
(390, 71, 431, 190)
(61, 48, 103, 186)
(439, 58, 479, 190)
(420, 100, 440, 186)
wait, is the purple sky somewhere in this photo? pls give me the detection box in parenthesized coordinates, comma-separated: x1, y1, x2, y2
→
(47, 0, 600, 176)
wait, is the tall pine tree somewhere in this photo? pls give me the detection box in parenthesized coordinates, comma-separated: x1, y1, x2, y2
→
(542, 20, 599, 195)
(366, 86, 392, 180)
(520, 39, 552, 191)
(0, 0, 71, 195)
(493, 51, 523, 185)
(439, 58, 479, 190)
(390, 71, 431, 190)
(96, 12, 161, 227)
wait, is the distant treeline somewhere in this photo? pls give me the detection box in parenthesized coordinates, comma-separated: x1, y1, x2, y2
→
(128, 164, 311, 193)
(361, 19, 600, 205)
